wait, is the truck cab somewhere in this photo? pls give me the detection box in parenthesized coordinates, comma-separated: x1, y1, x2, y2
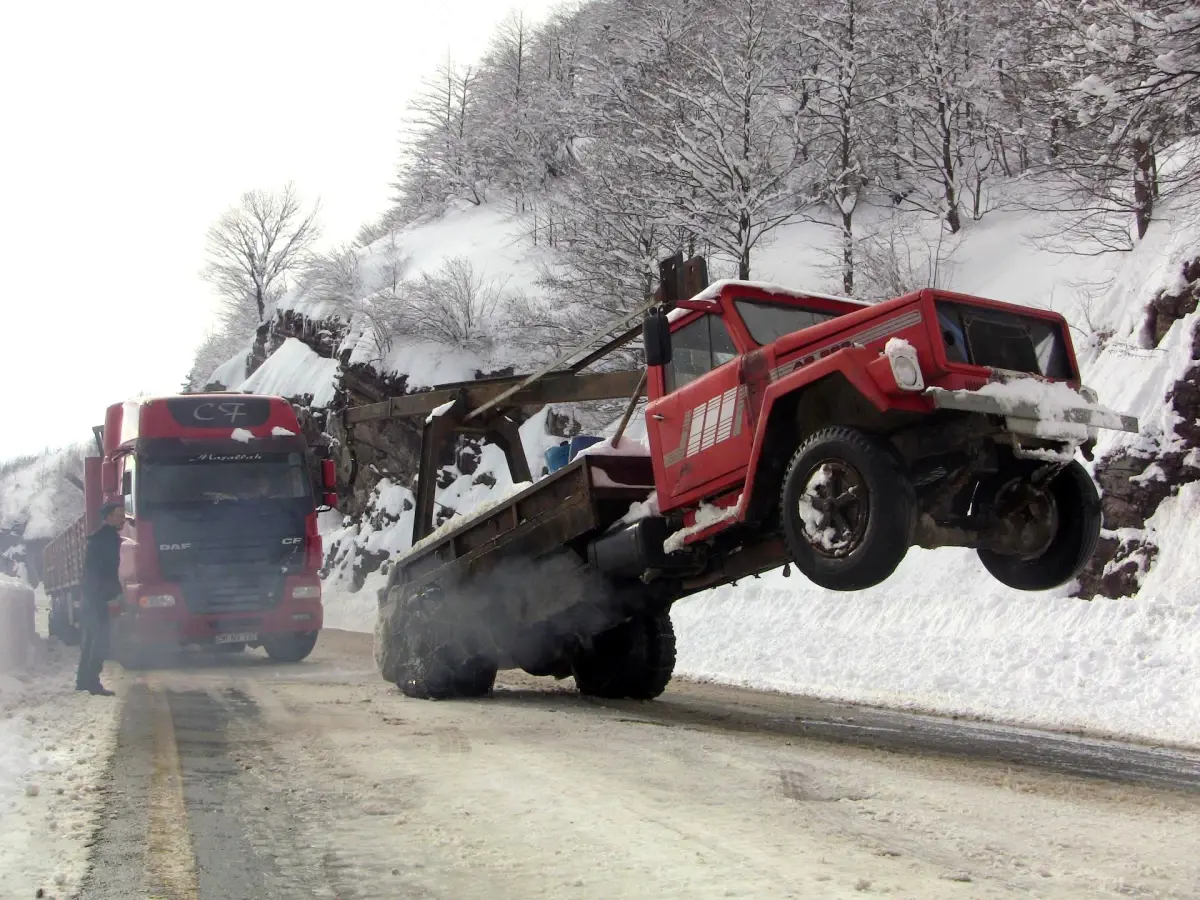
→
(103, 394, 335, 662)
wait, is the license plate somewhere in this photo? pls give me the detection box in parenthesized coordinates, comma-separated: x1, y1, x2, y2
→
(215, 632, 257, 644)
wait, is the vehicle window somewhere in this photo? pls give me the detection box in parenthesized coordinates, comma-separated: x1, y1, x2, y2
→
(140, 456, 312, 506)
(666, 314, 739, 393)
(735, 298, 838, 345)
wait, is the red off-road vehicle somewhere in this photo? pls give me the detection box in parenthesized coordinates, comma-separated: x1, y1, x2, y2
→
(350, 255, 1137, 700)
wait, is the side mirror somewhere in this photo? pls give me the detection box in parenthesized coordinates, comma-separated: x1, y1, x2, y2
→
(101, 460, 117, 495)
(643, 309, 672, 367)
(121, 470, 132, 497)
(321, 458, 336, 491)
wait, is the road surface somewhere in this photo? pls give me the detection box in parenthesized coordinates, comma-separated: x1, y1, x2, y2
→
(78, 629, 1200, 899)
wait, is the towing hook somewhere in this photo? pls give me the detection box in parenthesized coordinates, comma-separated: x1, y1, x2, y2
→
(781, 563, 792, 578)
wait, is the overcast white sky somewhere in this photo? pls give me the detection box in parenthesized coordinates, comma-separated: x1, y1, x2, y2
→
(0, 0, 555, 460)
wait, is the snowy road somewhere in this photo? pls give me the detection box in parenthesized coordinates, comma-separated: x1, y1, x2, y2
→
(78, 630, 1200, 900)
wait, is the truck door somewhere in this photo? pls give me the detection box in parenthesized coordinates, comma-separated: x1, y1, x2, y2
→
(645, 313, 750, 505)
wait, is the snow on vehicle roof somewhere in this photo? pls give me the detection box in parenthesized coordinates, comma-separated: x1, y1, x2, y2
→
(666, 280, 867, 321)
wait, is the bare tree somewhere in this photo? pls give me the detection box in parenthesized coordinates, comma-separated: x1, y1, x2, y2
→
(202, 183, 321, 323)
(401, 256, 524, 352)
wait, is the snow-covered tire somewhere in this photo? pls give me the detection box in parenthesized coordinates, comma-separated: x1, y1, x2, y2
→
(780, 426, 916, 591)
(977, 460, 1101, 591)
(376, 583, 497, 700)
(572, 612, 676, 700)
(262, 631, 318, 663)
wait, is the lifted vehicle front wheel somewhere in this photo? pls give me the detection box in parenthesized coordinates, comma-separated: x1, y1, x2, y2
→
(780, 426, 916, 591)
(976, 460, 1101, 591)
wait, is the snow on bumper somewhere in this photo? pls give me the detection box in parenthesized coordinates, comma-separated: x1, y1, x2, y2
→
(925, 384, 1139, 439)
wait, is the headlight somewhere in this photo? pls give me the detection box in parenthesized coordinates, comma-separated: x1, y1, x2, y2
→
(139, 595, 176, 608)
(885, 340, 925, 391)
(292, 585, 321, 600)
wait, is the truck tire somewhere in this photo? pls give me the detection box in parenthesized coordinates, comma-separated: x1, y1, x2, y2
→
(977, 460, 1101, 591)
(263, 631, 319, 663)
(572, 612, 676, 700)
(780, 426, 916, 591)
(376, 584, 497, 700)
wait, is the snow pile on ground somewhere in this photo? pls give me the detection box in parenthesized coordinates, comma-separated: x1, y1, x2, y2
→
(672, 548, 1199, 746)
(0, 613, 121, 898)
(240, 338, 339, 407)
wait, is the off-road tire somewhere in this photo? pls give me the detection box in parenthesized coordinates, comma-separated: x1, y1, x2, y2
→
(780, 426, 916, 591)
(572, 612, 676, 700)
(376, 584, 498, 700)
(262, 631, 319, 663)
(977, 460, 1101, 591)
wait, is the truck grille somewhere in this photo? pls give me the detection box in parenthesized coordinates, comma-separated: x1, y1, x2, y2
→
(937, 301, 1073, 379)
(177, 572, 285, 615)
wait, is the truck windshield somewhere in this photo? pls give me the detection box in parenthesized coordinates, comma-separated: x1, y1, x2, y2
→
(139, 455, 311, 506)
(734, 298, 838, 345)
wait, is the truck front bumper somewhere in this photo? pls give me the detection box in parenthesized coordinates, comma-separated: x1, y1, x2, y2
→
(926, 384, 1139, 439)
(117, 580, 323, 646)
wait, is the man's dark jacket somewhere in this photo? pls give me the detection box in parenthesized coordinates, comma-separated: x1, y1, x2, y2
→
(82, 523, 122, 611)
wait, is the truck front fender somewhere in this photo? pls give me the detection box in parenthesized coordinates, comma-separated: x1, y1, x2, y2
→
(738, 350, 896, 526)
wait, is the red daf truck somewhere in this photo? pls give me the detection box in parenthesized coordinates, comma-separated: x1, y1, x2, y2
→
(43, 393, 338, 665)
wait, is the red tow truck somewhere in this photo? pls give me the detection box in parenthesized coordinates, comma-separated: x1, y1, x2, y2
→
(43, 393, 338, 664)
(349, 254, 1139, 700)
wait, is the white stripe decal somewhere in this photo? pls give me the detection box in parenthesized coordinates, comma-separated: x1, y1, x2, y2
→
(697, 394, 724, 453)
(715, 387, 736, 443)
(686, 402, 707, 457)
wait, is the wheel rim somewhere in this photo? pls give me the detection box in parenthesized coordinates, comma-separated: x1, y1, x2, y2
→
(992, 477, 1059, 560)
(796, 459, 869, 558)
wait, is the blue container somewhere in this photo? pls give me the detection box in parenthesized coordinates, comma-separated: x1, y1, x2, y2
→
(567, 435, 604, 462)
(544, 442, 570, 474)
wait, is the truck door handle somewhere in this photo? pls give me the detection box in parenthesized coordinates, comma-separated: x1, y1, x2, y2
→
(651, 414, 666, 421)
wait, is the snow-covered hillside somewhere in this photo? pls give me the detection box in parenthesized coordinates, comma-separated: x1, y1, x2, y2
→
(0, 448, 85, 582)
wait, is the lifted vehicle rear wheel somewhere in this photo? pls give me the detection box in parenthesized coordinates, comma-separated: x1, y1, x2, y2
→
(376, 584, 497, 700)
(976, 460, 1101, 591)
(780, 426, 916, 591)
(262, 631, 319, 663)
(572, 612, 676, 700)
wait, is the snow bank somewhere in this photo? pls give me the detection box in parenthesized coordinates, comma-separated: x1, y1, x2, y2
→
(672, 549, 1199, 745)
(239, 337, 338, 408)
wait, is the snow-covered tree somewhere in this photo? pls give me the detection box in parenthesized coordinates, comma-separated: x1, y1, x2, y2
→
(393, 55, 487, 212)
(631, 0, 804, 279)
(1045, 0, 1200, 243)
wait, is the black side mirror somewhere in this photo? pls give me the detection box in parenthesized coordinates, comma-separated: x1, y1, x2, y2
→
(643, 309, 672, 367)
(121, 470, 132, 496)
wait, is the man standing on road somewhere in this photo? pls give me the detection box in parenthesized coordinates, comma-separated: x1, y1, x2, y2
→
(75, 500, 124, 696)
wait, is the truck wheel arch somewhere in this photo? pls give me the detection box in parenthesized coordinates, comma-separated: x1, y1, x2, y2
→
(742, 368, 893, 526)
